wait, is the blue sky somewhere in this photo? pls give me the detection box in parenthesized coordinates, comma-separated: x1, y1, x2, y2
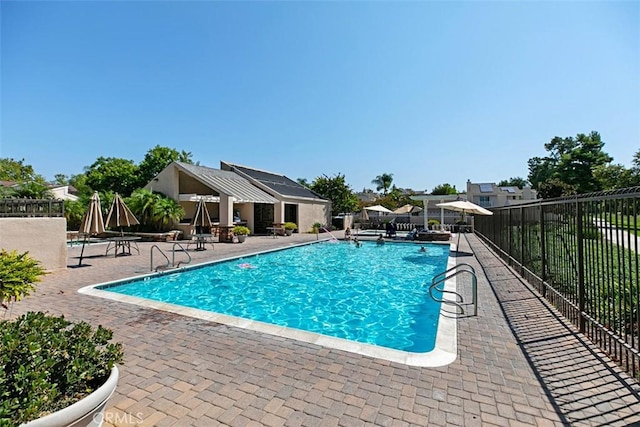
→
(1, 1, 638, 193)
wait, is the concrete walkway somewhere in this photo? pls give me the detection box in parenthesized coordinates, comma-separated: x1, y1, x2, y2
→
(6, 232, 640, 426)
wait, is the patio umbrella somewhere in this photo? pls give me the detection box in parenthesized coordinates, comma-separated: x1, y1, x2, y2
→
(191, 197, 213, 233)
(435, 200, 493, 252)
(77, 192, 105, 266)
(105, 193, 139, 235)
(392, 204, 423, 215)
(356, 208, 369, 233)
(393, 204, 423, 224)
(364, 205, 393, 213)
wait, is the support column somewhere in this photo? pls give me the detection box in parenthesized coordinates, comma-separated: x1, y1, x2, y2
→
(274, 201, 285, 225)
(423, 200, 429, 230)
(219, 194, 235, 242)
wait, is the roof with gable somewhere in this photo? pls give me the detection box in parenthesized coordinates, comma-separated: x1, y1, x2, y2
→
(220, 162, 328, 201)
(175, 162, 278, 204)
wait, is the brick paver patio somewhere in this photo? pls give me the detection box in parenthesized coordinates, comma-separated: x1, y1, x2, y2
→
(6, 232, 640, 426)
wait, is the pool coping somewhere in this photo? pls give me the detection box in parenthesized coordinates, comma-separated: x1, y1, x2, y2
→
(78, 241, 458, 367)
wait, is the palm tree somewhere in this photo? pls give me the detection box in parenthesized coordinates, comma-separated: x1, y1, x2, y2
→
(152, 197, 185, 231)
(127, 189, 159, 227)
(371, 173, 394, 196)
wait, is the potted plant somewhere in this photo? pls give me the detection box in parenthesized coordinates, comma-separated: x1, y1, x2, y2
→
(283, 222, 297, 236)
(232, 225, 250, 243)
(311, 222, 322, 234)
(0, 250, 124, 427)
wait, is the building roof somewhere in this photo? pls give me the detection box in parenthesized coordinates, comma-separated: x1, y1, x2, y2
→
(176, 162, 278, 204)
(221, 162, 327, 201)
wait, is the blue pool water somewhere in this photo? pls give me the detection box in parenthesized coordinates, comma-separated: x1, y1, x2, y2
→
(101, 241, 450, 352)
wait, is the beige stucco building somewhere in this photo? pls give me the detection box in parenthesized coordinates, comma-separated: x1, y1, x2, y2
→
(466, 180, 537, 208)
(146, 161, 331, 237)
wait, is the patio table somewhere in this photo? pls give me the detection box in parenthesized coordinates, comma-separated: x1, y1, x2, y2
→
(105, 236, 141, 257)
(191, 233, 214, 251)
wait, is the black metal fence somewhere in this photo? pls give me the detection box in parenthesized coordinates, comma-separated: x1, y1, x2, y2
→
(474, 187, 640, 380)
(0, 198, 65, 217)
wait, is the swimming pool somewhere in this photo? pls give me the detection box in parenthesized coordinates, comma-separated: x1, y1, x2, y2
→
(81, 240, 458, 366)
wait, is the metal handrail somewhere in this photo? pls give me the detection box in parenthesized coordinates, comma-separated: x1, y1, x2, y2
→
(150, 245, 171, 272)
(432, 263, 476, 285)
(429, 264, 477, 316)
(171, 242, 192, 268)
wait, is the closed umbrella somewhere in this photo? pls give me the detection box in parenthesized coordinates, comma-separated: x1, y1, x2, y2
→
(356, 208, 369, 233)
(77, 192, 105, 266)
(435, 200, 493, 253)
(191, 197, 213, 233)
(105, 193, 139, 235)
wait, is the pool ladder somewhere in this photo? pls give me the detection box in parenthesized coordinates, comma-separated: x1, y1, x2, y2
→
(429, 263, 477, 316)
(150, 243, 192, 272)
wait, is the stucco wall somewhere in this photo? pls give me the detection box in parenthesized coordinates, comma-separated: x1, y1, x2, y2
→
(0, 218, 68, 271)
(297, 202, 331, 233)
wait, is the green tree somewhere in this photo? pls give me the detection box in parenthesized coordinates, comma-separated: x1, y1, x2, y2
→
(127, 189, 159, 227)
(528, 131, 613, 195)
(10, 182, 53, 199)
(309, 174, 359, 215)
(151, 196, 185, 231)
(371, 173, 393, 196)
(497, 177, 529, 189)
(296, 178, 310, 187)
(629, 149, 640, 187)
(68, 173, 93, 199)
(64, 200, 85, 231)
(84, 157, 140, 196)
(431, 183, 458, 195)
(527, 156, 556, 190)
(376, 185, 415, 211)
(54, 174, 68, 185)
(537, 178, 577, 199)
(593, 163, 634, 190)
(0, 158, 44, 183)
(137, 145, 193, 187)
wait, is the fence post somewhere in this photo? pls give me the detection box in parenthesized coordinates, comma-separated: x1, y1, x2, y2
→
(576, 200, 586, 333)
(520, 206, 525, 276)
(508, 208, 512, 263)
(540, 203, 546, 298)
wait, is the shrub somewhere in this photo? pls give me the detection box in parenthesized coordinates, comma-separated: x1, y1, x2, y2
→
(283, 222, 297, 230)
(0, 250, 46, 309)
(0, 312, 124, 424)
(232, 225, 250, 236)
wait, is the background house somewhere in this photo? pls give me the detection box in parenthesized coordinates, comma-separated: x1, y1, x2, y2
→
(466, 180, 538, 208)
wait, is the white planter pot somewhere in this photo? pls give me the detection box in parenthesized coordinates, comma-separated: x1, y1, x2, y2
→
(285, 229, 293, 236)
(21, 366, 119, 427)
(237, 235, 247, 243)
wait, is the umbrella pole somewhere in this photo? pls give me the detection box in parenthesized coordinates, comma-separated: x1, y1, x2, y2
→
(78, 235, 88, 266)
(455, 209, 465, 253)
